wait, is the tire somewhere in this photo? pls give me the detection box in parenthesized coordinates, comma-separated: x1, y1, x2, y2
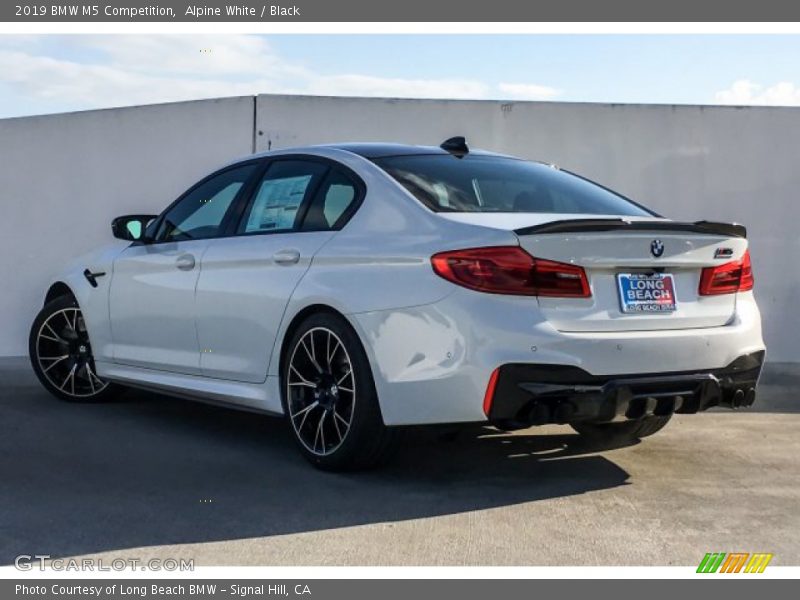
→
(281, 312, 400, 471)
(571, 415, 672, 442)
(29, 295, 119, 403)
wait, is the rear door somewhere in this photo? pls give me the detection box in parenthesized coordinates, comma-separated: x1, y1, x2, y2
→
(194, 159, 363, 383)
(516, 223, 747, 332)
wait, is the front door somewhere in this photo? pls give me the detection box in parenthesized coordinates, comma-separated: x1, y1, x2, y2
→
(109, 162, 258, 374)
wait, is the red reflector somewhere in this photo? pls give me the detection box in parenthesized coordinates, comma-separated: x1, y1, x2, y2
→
(483, 368, 500, 416)
(739, 250, 754, 291)
(699, 249, 754, 296)
(431, 246, 590, 297)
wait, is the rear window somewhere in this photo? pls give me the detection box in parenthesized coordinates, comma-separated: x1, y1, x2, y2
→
(373, 154, 653, 216)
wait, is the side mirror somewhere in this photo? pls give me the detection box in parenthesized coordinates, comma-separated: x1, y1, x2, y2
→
(112, 214, 157, 242)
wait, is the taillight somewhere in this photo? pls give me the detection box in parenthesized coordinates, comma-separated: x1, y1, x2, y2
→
(430, 246, 591, 297)
(699, 249, 754, 295)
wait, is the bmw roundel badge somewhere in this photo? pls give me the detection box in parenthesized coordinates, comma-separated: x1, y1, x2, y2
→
(650, 239, 665, 258)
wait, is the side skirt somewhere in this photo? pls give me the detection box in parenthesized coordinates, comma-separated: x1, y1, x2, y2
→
(95, 361, 284, 416)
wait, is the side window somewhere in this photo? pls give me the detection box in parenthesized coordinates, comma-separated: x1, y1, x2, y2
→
(240, 160, 328, 234)
(156, 164, 256, 242)
(301, 169, 360, 231)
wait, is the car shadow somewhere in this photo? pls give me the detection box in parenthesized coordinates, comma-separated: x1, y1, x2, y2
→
(0, 359, 634, 563)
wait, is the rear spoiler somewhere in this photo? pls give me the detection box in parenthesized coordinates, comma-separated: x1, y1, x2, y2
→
(514, 219, 747, 239)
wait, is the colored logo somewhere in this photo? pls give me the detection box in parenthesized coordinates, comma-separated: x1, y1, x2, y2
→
(697, 552, 773, 573)
(650, 239, 665, 258)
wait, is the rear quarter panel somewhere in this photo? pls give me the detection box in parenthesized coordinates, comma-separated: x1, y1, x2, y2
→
(268, 152, 517, 382)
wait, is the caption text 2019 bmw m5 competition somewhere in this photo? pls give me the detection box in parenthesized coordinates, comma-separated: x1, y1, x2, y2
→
(29, 137, 765, 470)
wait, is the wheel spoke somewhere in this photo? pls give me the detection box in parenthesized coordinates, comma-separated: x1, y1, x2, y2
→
(289, 364, 315, 386)
(288, 380, 316, 388)
(42, 355, 69, 373)
(338, 385, 354, 394)
(297, 410, 311, 433)
(333, 409, 349, 428)
(76, 362, 98, 384)
(86, 366, 96, 394)
(43, 322, 66, 343)
(291, 400, 319, 420)
(327, 339, 341, 367)
(336, 369, 352, 386)
(72, 309, 78, 332)
(320, 412, 326, 452)
(300, 338, 323, 373)
(325, 330, 331, 369)
(314, 411, 326, 453)
(332, 409, 344, 441)
(59, 364, 77, 392)
(87, 366, 105, 390)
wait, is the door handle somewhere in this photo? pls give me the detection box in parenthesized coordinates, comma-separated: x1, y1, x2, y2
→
(273, 249, 301, 266)
(175, 253, 196, 271)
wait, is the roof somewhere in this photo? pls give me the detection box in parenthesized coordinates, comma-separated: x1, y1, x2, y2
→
(320, 142, 505, 159)
(243, 141, 518, 165)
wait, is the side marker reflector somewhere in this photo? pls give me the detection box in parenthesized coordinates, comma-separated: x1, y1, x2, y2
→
(483, 368, 500, 416)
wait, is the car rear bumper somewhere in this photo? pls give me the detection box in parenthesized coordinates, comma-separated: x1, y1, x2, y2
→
(352, 289, 765, 426)
(486, 351, 765, 427)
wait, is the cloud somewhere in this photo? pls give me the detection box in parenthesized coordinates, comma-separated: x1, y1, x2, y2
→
(0, 36, 308, 109)
(714, 79, 800, 106)
(69, 35, 302, 78)
(0, 35, 560, 117)
(497, 82, 561, 101)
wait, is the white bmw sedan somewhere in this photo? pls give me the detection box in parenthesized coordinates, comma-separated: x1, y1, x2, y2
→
(29, 138, 765, 470)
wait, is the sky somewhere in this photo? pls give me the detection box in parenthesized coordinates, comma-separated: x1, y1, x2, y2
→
(1, 34, 800, 118)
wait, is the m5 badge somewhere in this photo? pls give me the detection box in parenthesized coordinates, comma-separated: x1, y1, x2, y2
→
(714, 248, 734, 259)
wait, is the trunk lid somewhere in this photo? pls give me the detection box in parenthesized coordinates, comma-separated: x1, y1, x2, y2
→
(441, 213, 748, 332)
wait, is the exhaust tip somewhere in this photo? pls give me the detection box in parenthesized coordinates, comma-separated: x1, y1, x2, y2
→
(744, 387, 756, 407)
(527, 402, 551, 425)
(554, 401, 576, 423)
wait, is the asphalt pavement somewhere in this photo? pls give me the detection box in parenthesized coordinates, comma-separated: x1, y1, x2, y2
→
(1, 357, 797, 566)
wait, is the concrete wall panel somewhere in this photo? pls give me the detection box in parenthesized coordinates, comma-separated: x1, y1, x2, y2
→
(0, 97, 254, 356)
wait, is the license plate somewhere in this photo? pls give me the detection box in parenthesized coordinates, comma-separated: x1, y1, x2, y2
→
(617, 273, 677, 313)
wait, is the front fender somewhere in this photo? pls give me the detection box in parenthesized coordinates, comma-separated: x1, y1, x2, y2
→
(44, 242, 128, 362)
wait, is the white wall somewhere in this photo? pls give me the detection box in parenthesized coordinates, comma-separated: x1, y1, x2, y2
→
(1, 94, 798, 361)
(0, 97, 255, 357)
